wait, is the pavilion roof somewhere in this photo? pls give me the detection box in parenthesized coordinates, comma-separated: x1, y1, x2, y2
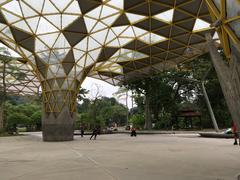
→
(0, 0, 239, 94)
(0, 54, 40, 95)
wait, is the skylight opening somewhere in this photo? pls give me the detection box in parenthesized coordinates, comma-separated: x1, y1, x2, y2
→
(97, 63, 123, 74)
(101, 13, 119, 26)
(193, 18, 211, 32)
(106, 0, 124, 10)
(100, 5, 119, 19)
(2, 1, 22, 16)
(119, 26, 135, 38)
(213, 32, 221, 44)
(139, 32, 167, 45)
(125, 12, 147, 24)
(117, 49, 148, 62)
(153, 9, 174, 23)
(213, 32, 219, 40)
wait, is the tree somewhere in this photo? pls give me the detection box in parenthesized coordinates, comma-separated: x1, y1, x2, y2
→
(30, 111, 42, 131)
(125, 52, 231, 130)
(4, 97, 41, 132)
(186, 53, 231, 128)
(0, 47, 12, 131)
(129, 114, 145, 129)
(113, 87, 129, 125)
(125, 69, 196, 130)
(6, 112, 29, 134)
(77, 96, 127, 129)
(89, 83, 102, 127)
(125, 79, 152, 129)
(77, 88, 89, 102)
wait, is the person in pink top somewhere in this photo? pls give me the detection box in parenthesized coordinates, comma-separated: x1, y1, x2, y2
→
(232, 121, 239, 145)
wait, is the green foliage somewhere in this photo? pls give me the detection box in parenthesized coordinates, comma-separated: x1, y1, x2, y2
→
(6, 112, 29, 133)
(4, 97, 42, 132)
(125, 52, 231, 130)
(31, 111, 41, 124)
(154, 112, 171, 130)
(129, 114, 145, 129)
(76, 113, 90, 129)
(30, 111, 42, 130)
(77, 88, 89, 101)
(188, 53, 231, 128)
(126, 68, 197, 129)
(77, 96, 127, 129)
(7, 112, 30, 126)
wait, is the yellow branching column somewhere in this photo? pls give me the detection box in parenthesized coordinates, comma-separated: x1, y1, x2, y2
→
(34, 48, 94, 141)
(0, 0, 116, 141)
(36, 50, 83, 141)
(0, 59, 5, 130)
(206, 33, 240, 129)
(41, 79, 79, 141)
(3, 0, 240, 140)
(226, 2, 240, 127)
(205, 0, 240, 128)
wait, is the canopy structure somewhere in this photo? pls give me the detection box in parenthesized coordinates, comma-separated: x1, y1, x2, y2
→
(0, 0, 239, 141)
(0, 55, 40, 95)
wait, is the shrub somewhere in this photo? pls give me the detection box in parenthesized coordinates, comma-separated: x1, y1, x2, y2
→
(6, 112, 30, 134)
(30, 111, 42, 130)
(129, 114, 145, 129)
(154, 112, 171, 130)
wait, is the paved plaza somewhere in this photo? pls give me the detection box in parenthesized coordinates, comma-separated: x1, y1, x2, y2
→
(0, 133, 239, 180)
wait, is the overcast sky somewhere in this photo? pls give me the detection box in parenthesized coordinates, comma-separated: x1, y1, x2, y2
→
(82, 77, 134, 108)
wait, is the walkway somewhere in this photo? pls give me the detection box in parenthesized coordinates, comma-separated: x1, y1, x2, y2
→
(0, 133, 239, 180)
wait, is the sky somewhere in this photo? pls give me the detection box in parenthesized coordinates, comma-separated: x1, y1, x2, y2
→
(82, 77, 134, 108)
(82, 77, 118, 99)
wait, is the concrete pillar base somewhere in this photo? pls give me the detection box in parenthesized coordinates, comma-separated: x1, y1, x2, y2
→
(42, 106, 75, 142)
(42, 123, 74, 141)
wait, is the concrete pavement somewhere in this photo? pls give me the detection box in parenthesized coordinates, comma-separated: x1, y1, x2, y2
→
(0, 133, 239, 180)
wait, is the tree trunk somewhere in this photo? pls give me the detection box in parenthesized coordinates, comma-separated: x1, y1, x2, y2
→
(206, 33, 240, 129)
(153, 109, 159, 122)
(0, 103, 3, 130)
(144, 92, 152, 130)
(126, 91, 129, 125)
(93, 101, 97, 126)
(0, 58, 6, 130)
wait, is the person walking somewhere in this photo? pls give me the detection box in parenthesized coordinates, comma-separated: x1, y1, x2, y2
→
(90, 127, 99, 140)
(232, 120, 239, 145)
(131, 127, 137, 137)
(80, 125, 84, 138)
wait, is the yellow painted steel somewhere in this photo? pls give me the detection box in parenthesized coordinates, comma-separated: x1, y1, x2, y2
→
(205, 0, 240, 59)
(0, 0, 239, 113)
